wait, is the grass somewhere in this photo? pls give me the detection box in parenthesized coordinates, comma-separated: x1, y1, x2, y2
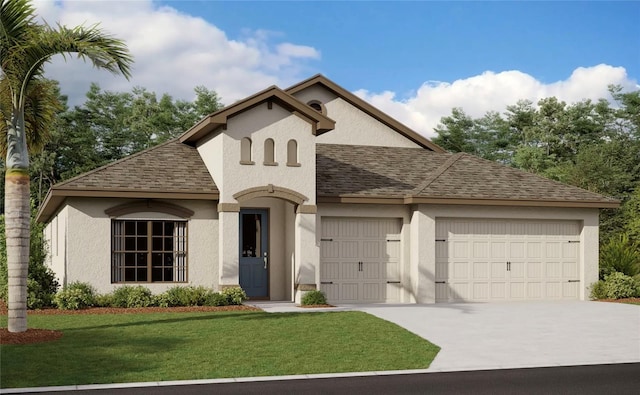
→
(0, 310, 439, 388)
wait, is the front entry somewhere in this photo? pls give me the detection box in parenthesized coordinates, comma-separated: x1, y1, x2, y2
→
(239, 209, 269, 298)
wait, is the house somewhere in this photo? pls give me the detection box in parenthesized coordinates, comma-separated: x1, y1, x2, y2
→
(36, 75, 619, 304)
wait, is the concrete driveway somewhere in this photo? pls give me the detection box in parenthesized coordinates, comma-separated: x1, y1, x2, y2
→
(355, 301, 640, 372)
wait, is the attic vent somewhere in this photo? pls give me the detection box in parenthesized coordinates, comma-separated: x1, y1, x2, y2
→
(307, 100, 326, 115)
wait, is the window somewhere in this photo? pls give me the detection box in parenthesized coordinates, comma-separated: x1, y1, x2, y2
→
(287, 139, 300, 166)
(264, 138, 277, 165)
(240, 137, 253, 164)
(307, 100, 326, 115)
(111, 220, 187, 283)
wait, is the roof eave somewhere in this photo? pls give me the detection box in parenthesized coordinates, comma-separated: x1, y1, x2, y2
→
(36, 188, 220, 223)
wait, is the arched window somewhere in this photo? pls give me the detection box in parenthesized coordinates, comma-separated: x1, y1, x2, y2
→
(240, 137, 253, 165)
(264, 138, 277, 165)
(307, 100, 326, 115)
(287, 139, 300, 167)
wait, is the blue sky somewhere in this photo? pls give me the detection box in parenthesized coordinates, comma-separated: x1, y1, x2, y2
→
(166, 1, 639, 95)
(38, 0, 640, 137)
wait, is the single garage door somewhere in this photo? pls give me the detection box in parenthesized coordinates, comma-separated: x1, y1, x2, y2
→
(435, 219, 580, 302)
(320, 217, 402, 303)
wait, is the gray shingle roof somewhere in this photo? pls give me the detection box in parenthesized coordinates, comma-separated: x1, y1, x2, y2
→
(316, 144, 618, 204)
(54, 139, 217, 194)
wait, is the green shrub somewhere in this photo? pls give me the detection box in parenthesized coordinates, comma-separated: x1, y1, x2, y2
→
(94, 293, 114, 307)
(54, 282, 96, 310)
(111, 285, 154, 308)
(204, 292, 228, 307)
(155, 286, 215, 307)
(590, 272, 640, 300)
(301, 290, 328, 306)
(599, 233, 640, 279)
(221, 287, 247, 305)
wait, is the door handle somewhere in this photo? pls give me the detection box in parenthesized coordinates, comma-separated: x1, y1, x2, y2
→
(263, 252, 268, 269)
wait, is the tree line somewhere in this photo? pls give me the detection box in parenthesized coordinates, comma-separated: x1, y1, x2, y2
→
(1, 81, 222, 210)
(433, 86, 640, 244)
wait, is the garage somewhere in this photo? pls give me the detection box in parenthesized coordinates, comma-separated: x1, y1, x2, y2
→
(435, 219, 581, 302)
(320, 217, 402, 303)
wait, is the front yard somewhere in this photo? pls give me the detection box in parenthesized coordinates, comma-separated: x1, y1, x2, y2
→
(0, 309, 439, 389)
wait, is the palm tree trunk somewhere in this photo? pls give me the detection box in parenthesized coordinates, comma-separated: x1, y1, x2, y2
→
(5, 110, 30, 333)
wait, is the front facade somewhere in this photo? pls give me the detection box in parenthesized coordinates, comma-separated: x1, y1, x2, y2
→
(37, 75, 618, 303)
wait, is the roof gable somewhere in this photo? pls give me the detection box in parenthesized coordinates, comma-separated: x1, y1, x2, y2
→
(179, 85, 336, 145)
(286, 75, 445, 153)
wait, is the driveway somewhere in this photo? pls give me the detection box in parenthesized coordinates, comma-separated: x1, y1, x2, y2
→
(354, 301, 640, 371)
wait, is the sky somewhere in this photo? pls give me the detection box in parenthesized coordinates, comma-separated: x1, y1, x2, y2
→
(34, 0, 640, 138)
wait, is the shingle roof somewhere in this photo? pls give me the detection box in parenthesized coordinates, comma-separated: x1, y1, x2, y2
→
(53, 138, 217, 194)
(316, 144, 618, 205)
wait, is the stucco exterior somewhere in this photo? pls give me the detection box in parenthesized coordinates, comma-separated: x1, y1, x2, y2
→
(39, 75, 613, 303)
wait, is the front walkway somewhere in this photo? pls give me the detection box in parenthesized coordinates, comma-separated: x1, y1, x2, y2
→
(251, 300, 640, 371)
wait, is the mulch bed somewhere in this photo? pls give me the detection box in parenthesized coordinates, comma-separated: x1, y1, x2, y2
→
(598, 297, 640, 304)
(0, 304, 260, 345)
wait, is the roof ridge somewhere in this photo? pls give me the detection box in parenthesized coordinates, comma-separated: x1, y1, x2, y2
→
(411, 152, 464, 196)
(52, 138, 184, 189)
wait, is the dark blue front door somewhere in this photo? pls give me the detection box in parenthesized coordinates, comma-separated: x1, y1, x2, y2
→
(239, 209, 269, 298)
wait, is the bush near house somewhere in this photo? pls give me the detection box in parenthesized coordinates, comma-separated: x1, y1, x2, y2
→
(301, 289, 328, 306)
(599, 233, 640, 279)
(50, 284, 247, 310)
(590, 272, 640, 300)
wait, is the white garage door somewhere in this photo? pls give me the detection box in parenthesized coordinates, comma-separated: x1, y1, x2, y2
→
(435, 219, 581, 302)
(320, 217, 402, 303)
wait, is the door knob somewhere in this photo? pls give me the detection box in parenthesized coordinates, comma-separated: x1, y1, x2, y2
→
(263, 252, 268, 269)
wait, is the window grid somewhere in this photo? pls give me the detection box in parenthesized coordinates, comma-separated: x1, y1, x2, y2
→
(111, 220, 187, 283)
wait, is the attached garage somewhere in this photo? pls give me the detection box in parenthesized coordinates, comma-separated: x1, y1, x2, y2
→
(435, 218, 581, 302)
(320, 217, 402, 303)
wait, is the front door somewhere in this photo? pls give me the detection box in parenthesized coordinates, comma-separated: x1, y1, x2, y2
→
(239, 209, 269, 298)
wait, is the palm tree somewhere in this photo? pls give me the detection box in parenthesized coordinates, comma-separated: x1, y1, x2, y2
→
(1, 0, 132, 332)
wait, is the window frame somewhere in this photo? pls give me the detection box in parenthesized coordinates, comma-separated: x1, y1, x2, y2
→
(240, 137, 254, 165)
(286, 139, 300, 167)
(111, 219, 188, 284)
(263, 138, 278, 166)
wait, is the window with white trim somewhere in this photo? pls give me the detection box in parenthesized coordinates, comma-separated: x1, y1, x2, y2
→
(111, 220, 187, 283)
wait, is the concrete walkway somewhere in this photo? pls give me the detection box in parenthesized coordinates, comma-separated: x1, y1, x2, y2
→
(252, 301, 640, 371)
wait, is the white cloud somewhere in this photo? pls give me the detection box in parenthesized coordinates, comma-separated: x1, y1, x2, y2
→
(33, 0, 321, 106)
(355, 65, 638, 138)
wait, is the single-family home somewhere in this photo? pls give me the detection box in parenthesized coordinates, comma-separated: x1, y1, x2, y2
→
(37, 75, 619, 304)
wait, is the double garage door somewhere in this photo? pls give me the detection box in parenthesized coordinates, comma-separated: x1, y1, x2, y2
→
(435, 219, 581, 302)
(320, 217, 402, 303)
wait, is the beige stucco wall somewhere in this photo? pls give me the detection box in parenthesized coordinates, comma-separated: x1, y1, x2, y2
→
(198, 102, 317, 204)
(56, 198, 218, 294)
(44, 206, 68, 287)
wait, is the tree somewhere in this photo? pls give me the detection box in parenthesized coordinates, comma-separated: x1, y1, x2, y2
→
(0, 0, 132, 332)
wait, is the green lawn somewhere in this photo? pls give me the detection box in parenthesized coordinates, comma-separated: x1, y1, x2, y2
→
(1, 310, 439, 388)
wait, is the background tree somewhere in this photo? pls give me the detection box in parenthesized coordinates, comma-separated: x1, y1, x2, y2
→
(0, 0, 132, 332)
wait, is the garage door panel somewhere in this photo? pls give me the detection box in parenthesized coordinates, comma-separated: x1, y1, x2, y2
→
(321, 262, 340, 280)
(341, 262, 359, 279)
(321, 217, 402, 303)
(437, 219, 580, 302)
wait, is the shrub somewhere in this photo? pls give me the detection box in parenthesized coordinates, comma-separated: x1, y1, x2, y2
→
(599, 233, 640, 279)
(54, 282, 96, 310)
(111, 285, 154, 308)
(156, 286, 214, 307)
(221, 287, 247, 305)
(94, 293, 114, 307)
(590, 272, 640, 300)
(204, 292, 228, 307)
(301, 290, 328, 306)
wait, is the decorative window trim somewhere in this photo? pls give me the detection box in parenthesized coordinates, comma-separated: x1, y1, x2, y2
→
(111, 219, 188, 283)
(263, 138, 278, 166)
(286, 139, 300, 167)
(240, 137, 254, 165)
(105, 201, 194, 218)
(307, 100, 326, 115)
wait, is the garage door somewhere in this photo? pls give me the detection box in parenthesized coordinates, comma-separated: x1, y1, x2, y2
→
(435, 219, 580, 302)
(320, 217, 402, 303)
